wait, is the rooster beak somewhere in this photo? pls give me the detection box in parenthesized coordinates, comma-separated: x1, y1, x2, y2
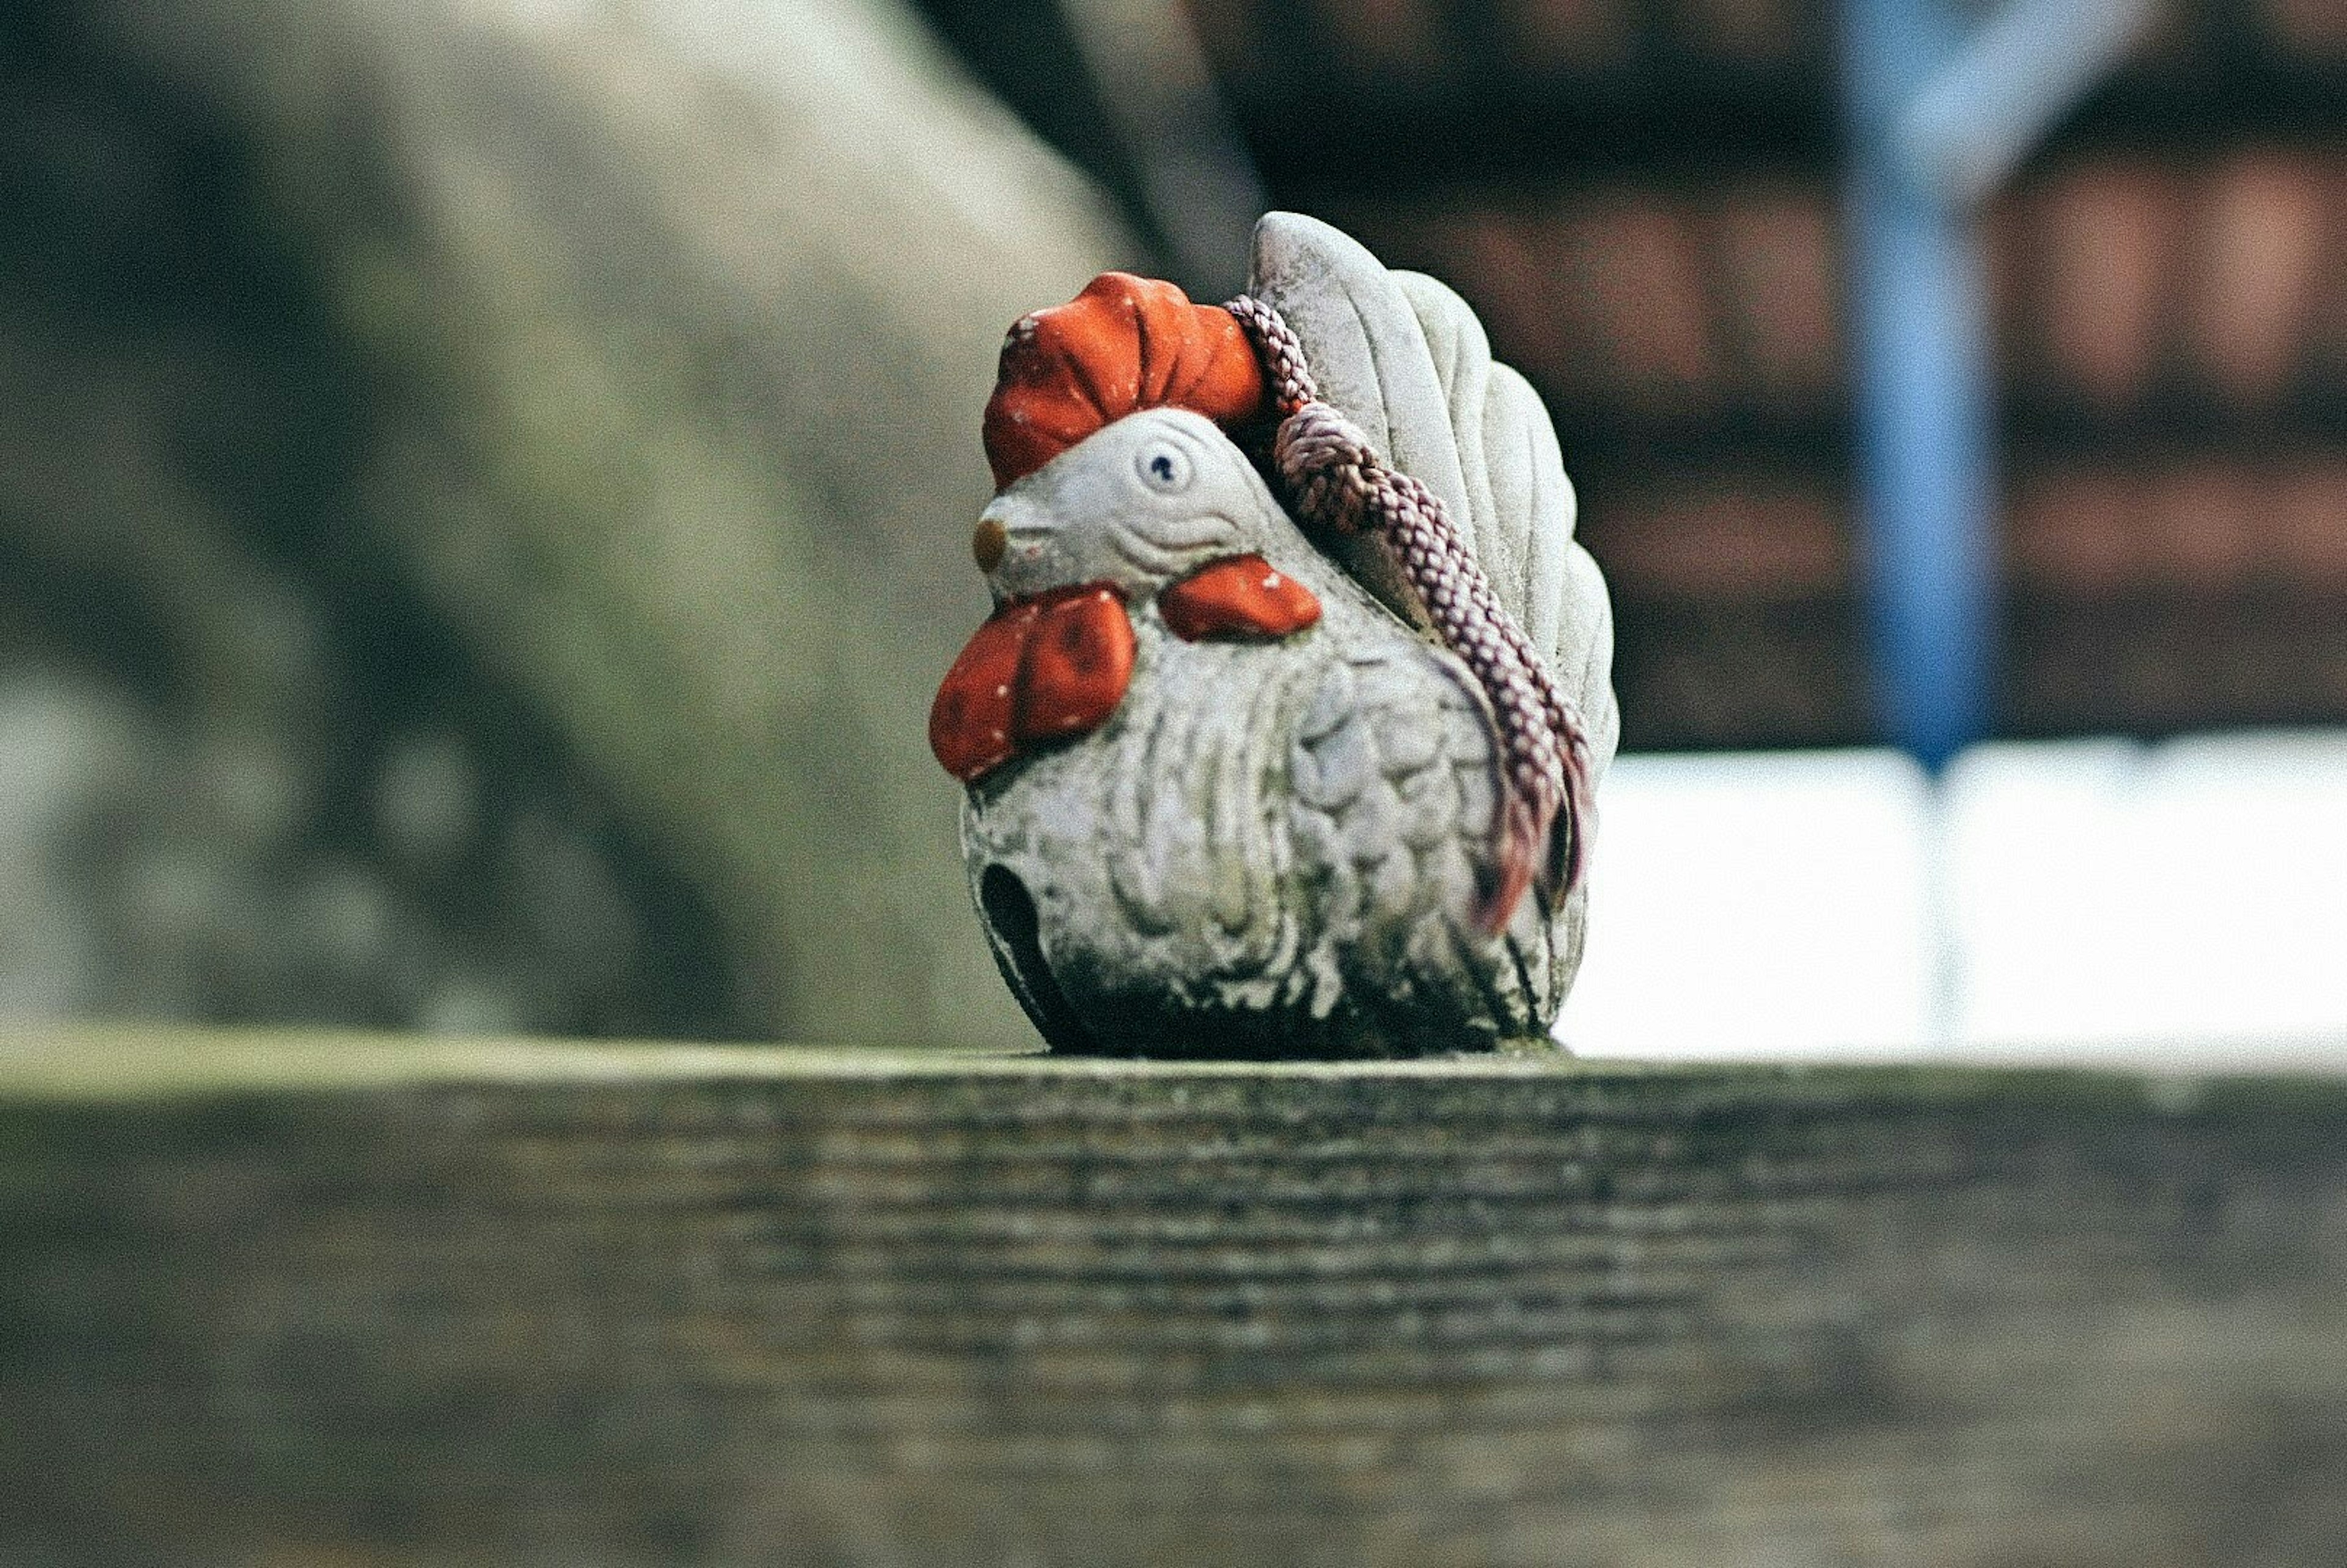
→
(978, 492, 1039, 533)
(972, 517, 1007, 571)
(975, 494, 1056, 580)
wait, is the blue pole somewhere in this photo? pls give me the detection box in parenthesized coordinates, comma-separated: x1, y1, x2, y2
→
(1841, 0, 1999, 772)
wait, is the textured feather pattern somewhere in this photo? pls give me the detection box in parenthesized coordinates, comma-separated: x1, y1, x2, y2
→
(1248, 214, 1620, 785)
(1392, 269, 1622, 781)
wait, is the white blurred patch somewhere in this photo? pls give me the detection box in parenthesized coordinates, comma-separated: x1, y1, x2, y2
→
(1559, 732, 2347, 1066)
(1558, 749, 1937, 1058)
(1948, 733, 2347, 1055)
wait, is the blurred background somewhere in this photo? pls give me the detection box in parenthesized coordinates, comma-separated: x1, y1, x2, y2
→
(4, 0, 2344, 1054)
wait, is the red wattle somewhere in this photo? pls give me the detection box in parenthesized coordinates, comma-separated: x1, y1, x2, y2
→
(928, 599, 1040, 783)
(929, 584, 1135, 784)
(1159, 554, 1321, 642)
(1015, 586, 1136, 744)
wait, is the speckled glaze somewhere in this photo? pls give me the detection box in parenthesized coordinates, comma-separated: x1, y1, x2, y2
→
(959, 411, 1573, 1057)
(949, 215, 1619, 1057)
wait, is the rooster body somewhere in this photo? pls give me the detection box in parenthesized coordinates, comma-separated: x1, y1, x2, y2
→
(945, 216, 1619, 1057)
(963, 413, 1565, 1055)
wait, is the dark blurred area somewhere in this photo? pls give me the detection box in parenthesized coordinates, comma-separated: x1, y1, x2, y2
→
(0, 0, 1127, 1045)
(941, 0, 2347, 751)
(0, 3, 735, 1036)
(4, 0, 2344, 1041)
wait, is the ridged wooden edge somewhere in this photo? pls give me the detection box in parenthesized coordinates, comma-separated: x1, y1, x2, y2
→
(6, 1025, 2347, 1567)
(9, 1022, 2347, 1100)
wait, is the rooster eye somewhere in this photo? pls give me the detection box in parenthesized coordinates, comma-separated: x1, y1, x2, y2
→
(1135, 442, 1192, 493)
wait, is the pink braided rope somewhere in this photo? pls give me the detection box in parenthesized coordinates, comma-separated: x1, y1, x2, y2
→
(1224, 295, 1593, 933)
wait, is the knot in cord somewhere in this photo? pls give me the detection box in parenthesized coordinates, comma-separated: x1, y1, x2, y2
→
(1224, 293, 1595, 931)
(1271, 402, 1381, 537)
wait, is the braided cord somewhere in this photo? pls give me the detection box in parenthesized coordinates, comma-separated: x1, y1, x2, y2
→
(1224, 295, 1593, 932)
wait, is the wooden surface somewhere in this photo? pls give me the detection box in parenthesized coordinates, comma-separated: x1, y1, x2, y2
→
(6, 1027, 2347, 1566)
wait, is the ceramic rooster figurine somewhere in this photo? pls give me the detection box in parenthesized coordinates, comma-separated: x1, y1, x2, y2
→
(930, 214, 1619, 1056)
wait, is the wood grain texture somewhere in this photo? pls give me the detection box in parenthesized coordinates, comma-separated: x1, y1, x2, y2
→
(6, 1027, 2347, 1566)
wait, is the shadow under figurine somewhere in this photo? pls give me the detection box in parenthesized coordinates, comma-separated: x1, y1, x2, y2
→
(930, 214, 1621, 1057)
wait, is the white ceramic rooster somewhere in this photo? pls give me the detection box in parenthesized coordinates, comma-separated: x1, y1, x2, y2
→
(930, 215, 1618, 1056)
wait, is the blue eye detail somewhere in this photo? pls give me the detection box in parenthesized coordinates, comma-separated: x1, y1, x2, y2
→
(1136, 441, 1192, 493)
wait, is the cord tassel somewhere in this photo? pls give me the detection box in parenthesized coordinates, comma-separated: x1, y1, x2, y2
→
(1224, 294, 1594, 931)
